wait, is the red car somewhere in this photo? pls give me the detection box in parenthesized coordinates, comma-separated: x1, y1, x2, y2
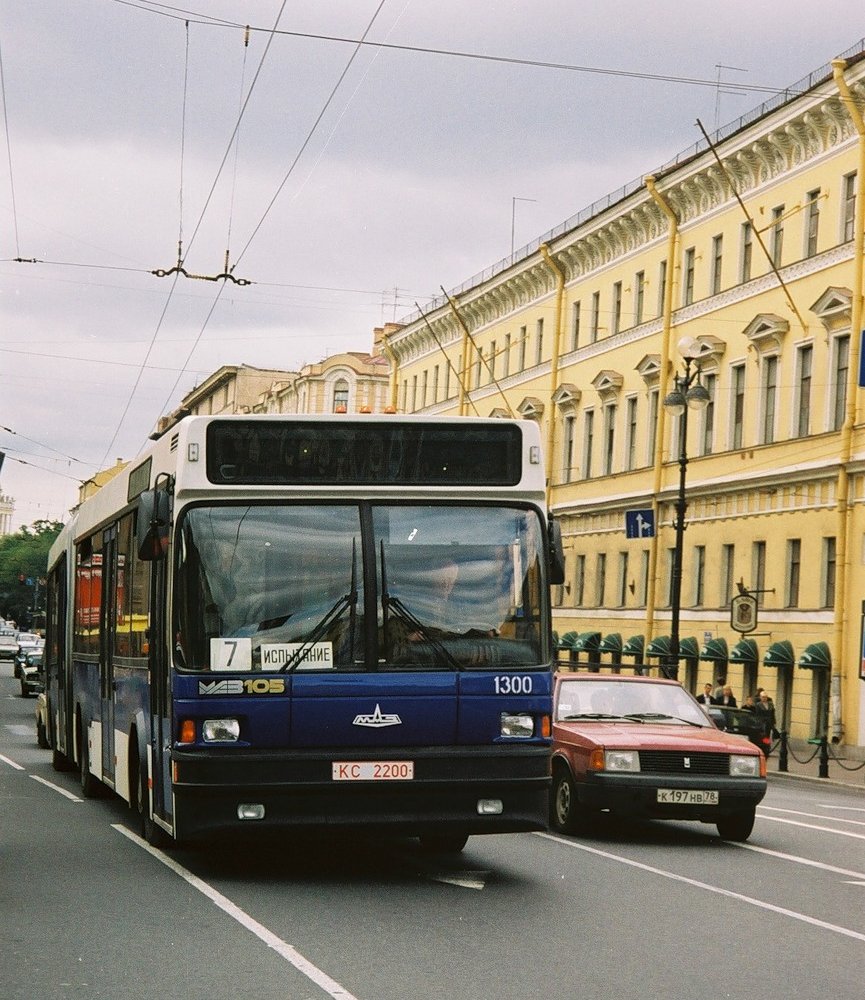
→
(551, 672, 767, 841)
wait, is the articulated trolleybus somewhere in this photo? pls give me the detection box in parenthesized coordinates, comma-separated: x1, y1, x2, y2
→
(45, 415, 564, 850)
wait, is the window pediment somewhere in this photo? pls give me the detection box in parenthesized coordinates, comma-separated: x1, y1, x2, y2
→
(744, 313, 789, 353)
(636, 354, 663, 386)
(488, 406, 511, 419)
(591, 370, 623, 401)
(517, 396, 545, 420)
(810, 286, 852, 332)
(691, 335, 727, 367)
(552, 383, 582, 413)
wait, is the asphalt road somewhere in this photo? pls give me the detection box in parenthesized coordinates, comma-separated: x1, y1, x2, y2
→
(2, 666, 863, 1000)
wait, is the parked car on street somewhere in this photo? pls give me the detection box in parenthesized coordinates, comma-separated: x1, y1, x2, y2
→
(706, 705, 772, 756)
(551, 672, 767, 841)
(35, 688, 50, 748)
(19, 651, 44, 698)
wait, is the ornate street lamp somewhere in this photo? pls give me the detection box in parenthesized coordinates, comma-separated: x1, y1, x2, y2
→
(662, 336, 710, 680)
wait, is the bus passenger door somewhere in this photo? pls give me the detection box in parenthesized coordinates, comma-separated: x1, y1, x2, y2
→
(100, 526, 117, 784)
(148, 557, 171, 827)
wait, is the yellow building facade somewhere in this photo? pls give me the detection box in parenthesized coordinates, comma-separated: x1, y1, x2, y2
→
(386, 45, 865, 753)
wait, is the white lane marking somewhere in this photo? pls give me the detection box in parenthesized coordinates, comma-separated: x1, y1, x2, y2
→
(6, 724, 34, 736)
(818, 805, 865, 813)
(30, 774, 82, 802)
(734, 842, 865, 879)
(757, 814, 865, 840)
(761, 805, 865, 827)
(535, 831, 865, 944)
(0, 753, 24, 770)
(113, 825, 360, 1000)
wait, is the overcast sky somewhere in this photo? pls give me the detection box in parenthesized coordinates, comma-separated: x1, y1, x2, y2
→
(0, 1, 863, 530)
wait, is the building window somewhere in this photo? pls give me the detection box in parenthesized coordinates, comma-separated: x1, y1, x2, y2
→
(843, 173, 857, 243)
(832, 333, 850, 431)
(795, 344, 812, 437)
(711, 234, 723, 295)
(410, 375, 418, 412)
(693, 545, 706, 607)
(785, 538, 801, 608)
(771, 205, 785, 268)
(488, 341, 496, 382)
(574, 554, 586, 607)
(582, 410, 595, 479)
(683, 247, 696, 305)
(720, 544, 735, 607)
(646, 388, 659, 464)
(612, 282, 622, 335)
(503, 333, 511, 378)
(535, 318, 544, 366)
(634, 271, 645, 326)
(474, 355, 482, 389)
(805, 188, 820, 257)
(752, 540, 766, 596)
(617, 552, 629, 607)
(740, 222, 753, 282)
(700, 373, 715, 456)
(822, 537, 836, 609)
(625, 396, 638, 471)
(518, 326, 527, 371)
(666, 547, 676, 607)
(731, 363, 745, 450)
(571, 302, 580, 352)
(432, 365, 439, 404)
(595, 553, 607, 607)
(563, 415, 576, 483)
(657, 259, 667, 316)
(421, 370, 429, 407)
(639, 550, 650, 607)
(332, 379, 349, 413)
(603, 404, 617, 475)
(590, 292, 600, 343)
(761, 355, 778, 445)
(444, 365, 451, 401)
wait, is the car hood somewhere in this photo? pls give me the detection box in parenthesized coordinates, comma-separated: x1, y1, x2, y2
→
(554, 721, 760, 754)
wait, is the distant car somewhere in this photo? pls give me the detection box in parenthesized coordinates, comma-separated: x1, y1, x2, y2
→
(13, 633, 43, 677)
(551, 672, 767, 842)
(0, 629, 18, 661)
(19, 651, 44, 698)
(707, 705, 772, 756)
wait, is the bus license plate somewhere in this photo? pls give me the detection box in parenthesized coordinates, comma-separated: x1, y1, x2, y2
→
(657, 789, 718, 805)
(332, 761, 414, 781)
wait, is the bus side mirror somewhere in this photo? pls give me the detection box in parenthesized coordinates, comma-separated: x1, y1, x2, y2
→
(137, 488, 171, 561)
(548, 516, 565, 586)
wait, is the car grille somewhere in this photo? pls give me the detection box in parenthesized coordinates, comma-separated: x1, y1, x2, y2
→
(638, 751, 730, 775)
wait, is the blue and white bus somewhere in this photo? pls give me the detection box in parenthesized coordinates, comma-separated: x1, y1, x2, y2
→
(44, 415, 564, 850)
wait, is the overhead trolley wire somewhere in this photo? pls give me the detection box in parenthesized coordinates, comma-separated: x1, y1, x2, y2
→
(0, 35, 20, 257)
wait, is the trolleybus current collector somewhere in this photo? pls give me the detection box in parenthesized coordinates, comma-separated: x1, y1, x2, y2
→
(43, 415, 564, 850)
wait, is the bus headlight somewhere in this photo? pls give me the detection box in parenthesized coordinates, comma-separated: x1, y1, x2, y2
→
(202, 718, 240, 742)
(729, 754, 760, 777)
(501, 713, 534, 737)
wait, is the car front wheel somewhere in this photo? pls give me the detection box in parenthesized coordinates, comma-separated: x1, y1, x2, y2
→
(716, 807, 756, 842)
(551, 767, 594, 834)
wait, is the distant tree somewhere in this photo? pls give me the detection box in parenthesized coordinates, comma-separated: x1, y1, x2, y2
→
(0, 519, 64, 628)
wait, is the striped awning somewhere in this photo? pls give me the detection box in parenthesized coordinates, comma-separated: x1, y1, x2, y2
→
(621, 635, 644, 658)
(571, 631, 602, 653)
(764, 640, 795, 668)
(700, 636, 729, 662)
(729, 637, 758, 665)
(598, 632, 622, 654)
(798, 641, 831, 670)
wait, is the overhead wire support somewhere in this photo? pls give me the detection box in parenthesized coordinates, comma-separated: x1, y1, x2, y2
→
(151, 262, 252, 285)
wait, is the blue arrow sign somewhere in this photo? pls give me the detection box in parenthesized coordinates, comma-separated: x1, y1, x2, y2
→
(625, 509, 655, 538)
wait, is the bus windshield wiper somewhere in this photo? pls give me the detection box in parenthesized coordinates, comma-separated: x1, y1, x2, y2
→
(380, 542, 462, 671)
(560, 712, 636, 721)
(279, 540, 358, 673)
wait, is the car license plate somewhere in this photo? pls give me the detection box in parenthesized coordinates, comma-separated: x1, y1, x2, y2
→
(332, 761, 414, 781)
(657, 789, 718, 805)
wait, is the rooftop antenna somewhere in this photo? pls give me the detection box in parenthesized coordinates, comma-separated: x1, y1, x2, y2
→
(713, 63, 748, 132)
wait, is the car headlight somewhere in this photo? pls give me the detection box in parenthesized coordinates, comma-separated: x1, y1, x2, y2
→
(604, 750, 640, 772)
(729, 754, 760, 777)
(202, 718, 241, 742)
(500, 712, 534, 737)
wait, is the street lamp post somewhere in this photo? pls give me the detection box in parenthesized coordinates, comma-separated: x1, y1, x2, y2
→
(662, 336, 710, 680)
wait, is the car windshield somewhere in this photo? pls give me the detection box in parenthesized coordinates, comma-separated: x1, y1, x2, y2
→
(556, 679, 711, 727)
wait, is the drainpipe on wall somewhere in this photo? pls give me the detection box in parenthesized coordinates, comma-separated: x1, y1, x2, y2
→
(830, 59, 865, 741)
(378, 332, 400, 411)
(644, 175, 680, 658)
(540, 243, 565, 507)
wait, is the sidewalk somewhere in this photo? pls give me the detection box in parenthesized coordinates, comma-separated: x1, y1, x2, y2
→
(766, 737, 865, 792)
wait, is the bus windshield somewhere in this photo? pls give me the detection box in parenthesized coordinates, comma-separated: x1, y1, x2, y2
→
(173, 503, 545, 672)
